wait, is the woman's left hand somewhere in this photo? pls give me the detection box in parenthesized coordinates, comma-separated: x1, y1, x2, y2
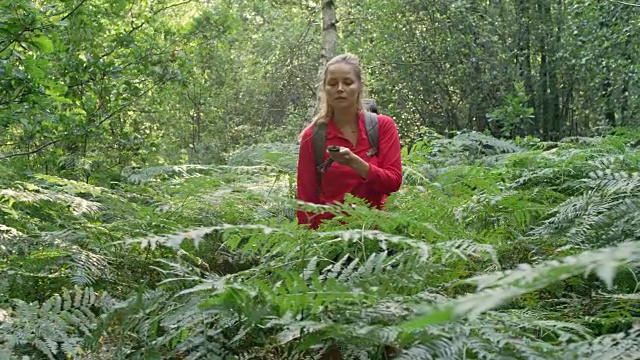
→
(327, 146, 358, 166)
(328, 146, 370, 179)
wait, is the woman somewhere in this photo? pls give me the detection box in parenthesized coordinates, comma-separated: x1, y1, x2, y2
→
(296, 53, 403, 229)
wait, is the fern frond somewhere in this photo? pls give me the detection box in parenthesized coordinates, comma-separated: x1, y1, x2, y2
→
(69, 248, 112, 286)
(0, 287, 103, 359)
(121, 163, 285, 184)
(123, 224, 293, 250)
(454, 188, 554, 235)
(507, 147, 615, 191)
(0, 224, 24, 256)
(400, 240, 640, 331)
(561, 326, 640, 359)
(530, 167, 640, 247)
(560, 136, 604, 146)
(4, 227, 113, 284)
(584, 169, 640, 194)
(453, 131, 523, 153)
(32, 174, 120, 199)
(227, 142, 299, 169)
(435, 239, 499, 265)
(316, 229, 431, 260)
(587, 154, 628, 169)
(0, 185, 103, 215)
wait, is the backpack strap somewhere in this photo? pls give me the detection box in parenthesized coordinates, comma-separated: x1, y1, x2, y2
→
(364, 111, 379, 157)
(312, 122, 327, 197)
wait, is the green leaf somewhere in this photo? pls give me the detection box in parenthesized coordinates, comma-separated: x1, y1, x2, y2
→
(45, 82, 68, 96)
(31, 35, 54, 53)
(399, 306, 456, 331)
(23, 59, 46, 81)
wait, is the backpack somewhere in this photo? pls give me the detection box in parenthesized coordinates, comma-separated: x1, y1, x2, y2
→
(311, 111, 379, 196)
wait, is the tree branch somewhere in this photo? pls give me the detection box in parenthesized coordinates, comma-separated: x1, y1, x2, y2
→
(1, 79, 165, 160)
(95, 0, 195, 63)
(1, 0, 86, 55)
(0, 28, 28, 54)
(152, 0, 195, 16)
(1, 138, 62, 159)
(59, 0, 88, 21)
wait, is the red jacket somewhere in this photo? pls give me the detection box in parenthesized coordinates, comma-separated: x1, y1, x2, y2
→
(296, 112, 403, 229)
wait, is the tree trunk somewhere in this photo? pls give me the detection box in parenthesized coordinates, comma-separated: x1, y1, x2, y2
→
(321, 0, 337, 67)
(599, 12, 616, 127)
(537, 0, 560, 140)
(557, 0, 571, 137)
(602, 76, 616, 127)
(467, 23, 487, 132)
(307, 0, 337, 122)
(515, 0, 536, 135)
(549, 0, 562, 139)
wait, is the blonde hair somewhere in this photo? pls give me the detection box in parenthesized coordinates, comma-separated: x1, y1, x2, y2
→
(299, 53, 368, 141)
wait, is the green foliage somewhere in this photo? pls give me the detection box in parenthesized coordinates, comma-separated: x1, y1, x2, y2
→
(2, 130, 640, 359)
(4, 0, 640, 179)
(487, 82, 535, 138)
(0, 286, 105, 359)
(3, 0, 640, 358)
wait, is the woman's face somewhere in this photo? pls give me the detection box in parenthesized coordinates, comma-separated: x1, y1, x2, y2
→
(324, 63, 360, 111)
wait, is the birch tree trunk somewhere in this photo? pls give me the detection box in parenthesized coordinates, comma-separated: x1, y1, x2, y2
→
(306, 0, 337, 122)
(320, 0, 337, 67)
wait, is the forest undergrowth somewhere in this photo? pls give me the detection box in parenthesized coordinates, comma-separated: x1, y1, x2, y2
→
(1, 128, 640, 359)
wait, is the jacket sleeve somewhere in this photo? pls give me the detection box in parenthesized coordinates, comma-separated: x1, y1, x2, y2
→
(296, 128, 320, 227)
(363, 115, 403, 194)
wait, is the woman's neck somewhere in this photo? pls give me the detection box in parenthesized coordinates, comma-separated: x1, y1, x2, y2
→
(332, 107, 358, 128)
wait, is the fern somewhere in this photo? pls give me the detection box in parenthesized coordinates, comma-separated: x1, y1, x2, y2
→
(506, 147, 620, 192)
(560, 136, 604, 146)
(0, 224, 23, 256)
(32, 174, 121, 199)
(121, 163, 288, 185)
(560, 326, 640, 359)
(530, 169, 640, 247)
(0, 287, 104, 359)
(0, 184, 103, 215)
(3, 130, 640, 359)
(107, 223, 640, 358)
(410, 311, 591, 359)
(227, 142, 299, 169)
(431, 131, 524, 161)
(2, 229, 113, 290)
(400, 239, 640, 333)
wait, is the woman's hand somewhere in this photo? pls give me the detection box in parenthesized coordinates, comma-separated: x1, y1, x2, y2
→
(327, 146, 370, 178)
(327, 146, 356, 166)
